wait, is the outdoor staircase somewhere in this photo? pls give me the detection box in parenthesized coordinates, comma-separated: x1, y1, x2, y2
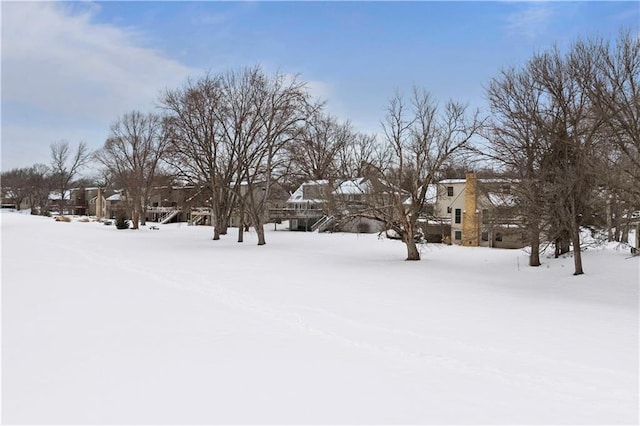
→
(311, 215, 336, 233)
(159, 209, 180, 224)
(191, 214, 205, 226)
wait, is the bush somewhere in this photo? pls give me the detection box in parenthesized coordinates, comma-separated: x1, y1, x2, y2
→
(114, 213, 130, 230)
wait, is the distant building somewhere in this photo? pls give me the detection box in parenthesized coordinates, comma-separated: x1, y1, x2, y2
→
(435, 173, 526, 249)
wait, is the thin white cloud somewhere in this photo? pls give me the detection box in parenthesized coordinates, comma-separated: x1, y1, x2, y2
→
(505, 3, 554, 40)
(2, 2, 195, 122)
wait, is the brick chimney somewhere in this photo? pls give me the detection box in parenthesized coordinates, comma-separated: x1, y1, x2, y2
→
(462, 172, 479, 247)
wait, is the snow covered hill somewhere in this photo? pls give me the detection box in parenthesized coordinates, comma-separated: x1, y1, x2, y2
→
(2, 211, 638, 424)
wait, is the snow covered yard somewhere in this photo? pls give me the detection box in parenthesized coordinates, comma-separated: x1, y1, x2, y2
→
(2, 211, 638, 424)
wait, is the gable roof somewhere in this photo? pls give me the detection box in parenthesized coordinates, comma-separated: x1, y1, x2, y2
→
(287, 180, 329, 203)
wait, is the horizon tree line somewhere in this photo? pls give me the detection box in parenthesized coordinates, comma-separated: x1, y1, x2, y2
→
(2, 30, 638, 271)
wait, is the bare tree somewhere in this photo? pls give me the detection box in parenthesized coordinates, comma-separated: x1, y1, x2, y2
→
(1, 168, 29, 210)
(286, 112, 353, 183)
(26, 164, 54, 214)
(536, 45, 611, 275)
(162, 74, 239, 240)
(223, 67, 314, 245)
(163, 67, 314, 245)
(361, 88, 483, 260)
(486, 65, 548, 266)
(49, 141, 91, 214)
(487, 40, 612, 275)
(95, 111, 169, 229)
(589, 32, 640, 191)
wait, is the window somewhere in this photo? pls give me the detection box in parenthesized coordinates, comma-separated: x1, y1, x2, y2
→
(454, 231, 462, 240)
(447, 206, 452, 214)
(481, 232, 489, 242)
(454, 208, 462, 224)
(495, 232, 503, 242)
(481, 209, 489, 224)
(447, 186, 454, 196)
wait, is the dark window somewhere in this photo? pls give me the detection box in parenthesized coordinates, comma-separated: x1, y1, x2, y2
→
(455, 208, 462, 224)
(481, 232, 489, 241)
(447, 186, 454, 196)
(495, 232, 503, 242)
(482, 209, 489, 224)
(454, 231, 462, 240)
(447, 206, 452, 214)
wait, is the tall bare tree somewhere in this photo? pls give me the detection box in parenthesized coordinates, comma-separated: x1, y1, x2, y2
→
(1, 165, 53, 214)
(223, 67, 313, 245)
(50, 140, 91, 213)
(162, 74, 236, 240)
(486, 38, 618, 275)
(486, 64, 548, 266)
(361, 88, 483, 260)
(95, 111, 169, 229)
(1, 168, 29, 210)
(163, 67, 313, 245)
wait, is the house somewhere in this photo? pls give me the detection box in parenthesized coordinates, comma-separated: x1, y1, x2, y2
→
(1, 190, 29, 210)
(282, 180, 329, 231)
(435, 173, 526, 248)
(87, 188, 107, 219)
(48, 190, 71, 214)
(105, 192, 126, 219)
(228, 181, 291, 228)
(146, 185, 202, 224)
(331, 178, 386, 233)
(280, 178, 387, 233)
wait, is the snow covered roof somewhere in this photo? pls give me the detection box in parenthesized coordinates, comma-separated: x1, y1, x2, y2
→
(438, 179, 466, 184)
(106, 193, 122, 201)
(287, 180, 329, 203)
(48, 191, 71, 200)
(438, 178, 519, 185)
(487, 192, 517, 207)
(332, 178, 370, 196)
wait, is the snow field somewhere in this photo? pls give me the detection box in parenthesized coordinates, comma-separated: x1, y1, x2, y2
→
(2, 211, 638, 424)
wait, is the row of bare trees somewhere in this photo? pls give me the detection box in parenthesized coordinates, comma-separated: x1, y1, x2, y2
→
(160, 67, 316, 244)
(94, 112, 169, 229)
(486, 31, 639, 274)
(2, 141, 92, 215)
(4, 31, 636, 268)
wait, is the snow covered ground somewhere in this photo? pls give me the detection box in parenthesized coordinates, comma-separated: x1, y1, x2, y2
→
(2, 211, 638, 424)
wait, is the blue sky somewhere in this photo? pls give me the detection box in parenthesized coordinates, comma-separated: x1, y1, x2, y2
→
(2, 1, 638, 172)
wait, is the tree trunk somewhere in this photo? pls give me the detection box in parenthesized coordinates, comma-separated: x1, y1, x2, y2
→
(238, 215, 244, 243)
(571, 224, 584, 275)
(256, 224, 266, 246)
(131, 209, 140, 230)
(213, 214, 222, 240)
(529, 225, 541, 267)
(220, 213, 229, 235)
(140, 205, 147, 226)
(403, 230, 420, 261)
(252, 212, 266, 246)
(555, 231, 570, 258)
(606, 198, 613, 242)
